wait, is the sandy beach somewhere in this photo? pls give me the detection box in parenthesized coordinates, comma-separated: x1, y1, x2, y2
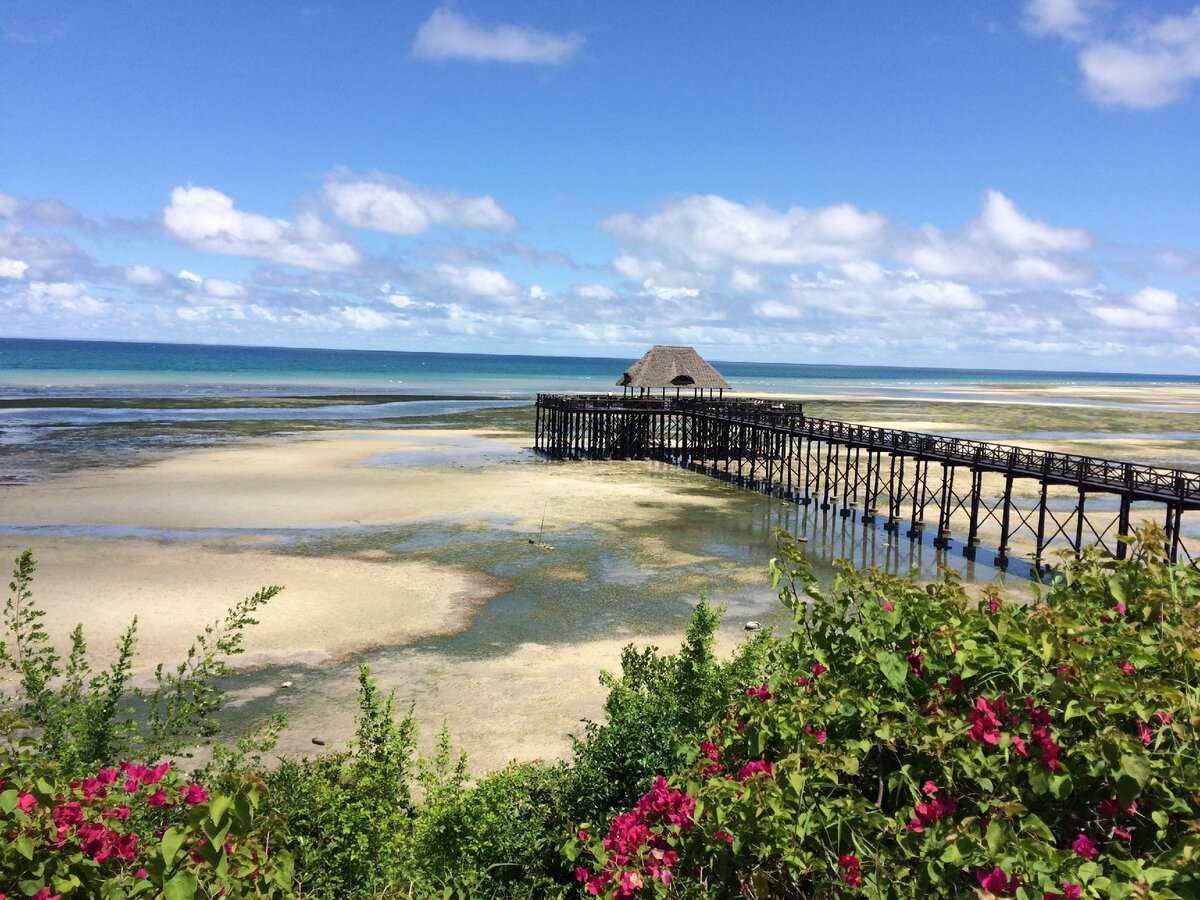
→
(0, 427, 750, 771)
(3, 384, 1198, 773)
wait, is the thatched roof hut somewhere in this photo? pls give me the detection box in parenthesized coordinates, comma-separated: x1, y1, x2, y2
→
(617, 345, 731, 397)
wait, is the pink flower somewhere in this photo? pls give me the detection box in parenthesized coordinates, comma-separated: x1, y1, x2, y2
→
(1062, 883, 1082, 900)
(839, 854, 862, 889)
(737, 760, 774, 782)
(699, 741, 719, 760)
(1011, 734, 1028, 758)
(1071, 833, 1099, 859)
(135, 869, 148, 879)
(575, 868, 590, 883)
(1118, 660, 1136, 676)
(145, 787, 170, 807)
(922, 780, 938, 795)
(1157, 710, 1173, 724)
(881, 600, 894, 611)
(16, 791, 38, 813)
(1115, 602, 1127, 615)
(966, 696, 1007, 746)
(811, 663, 827, 676)
(988, 599, 1001, 613)
(578, 829, 589, 842)
(797, 676, 808, 686)
(976, 867, 1019, 895)
(1137, 720, 1153, 745)
(180, 783, 209, 804)
(31, 890, 60, 900)
(745, 683, 775, 702)
(815, 730, 827, 744)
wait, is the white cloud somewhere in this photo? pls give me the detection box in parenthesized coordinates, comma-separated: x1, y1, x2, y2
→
(323, 176, 516, 234)
(573, 283, 617, 300)
(968, 190, 1089, 253)
(1129, 286, 1178, 315)
(754, 299, 803, 319)
(163, 186, 360, 271)
(641, 280, 699, 301)
(26, 281, 108, 315)
(339, 306, 391, 331)
(0, 192, 19, 218)
(528, 284, 548, 300)
(434, 264, 519, 298)
(0, 257, 29, 279)
(412, 7, 583, 65)
(1025, 2, 1200, 109)
(1022, 0, 1101, 40)
(388, 293, 415, 308)
(729, 268, 767, 292)
(604, 195, 890, 269)
(125, 264, 166, 286)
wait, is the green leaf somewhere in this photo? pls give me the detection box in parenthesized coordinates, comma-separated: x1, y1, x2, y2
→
(986, 818, 1006, 855)
(208, 793, 232, 825)
(15, 834, 34, 860)
(1049, 772, 1073, 799)
(161, 826, 186, 866)
(876, 650, 908, 691)
(1120, 752, 1152, 788)
(164, 871, 198, 900)
(0, 788, 18, 814)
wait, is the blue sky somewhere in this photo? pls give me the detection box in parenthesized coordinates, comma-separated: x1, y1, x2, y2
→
(1, 1, 1198, 372)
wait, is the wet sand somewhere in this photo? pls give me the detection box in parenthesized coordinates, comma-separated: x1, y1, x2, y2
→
(2, 383, 1196, 772)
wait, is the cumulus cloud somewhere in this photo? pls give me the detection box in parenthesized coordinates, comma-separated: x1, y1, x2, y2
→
(968, 190, 1089, 253)
(412, 7, 583, 65)
(339, 305, 392, 331)
(607, 189, 1088, 290)
(125, 264, 167, 286)
(1025, 1, 1200, 109)
(163, 186, 360, 271)
(604, 195, 890, 269)
(573, 283, 617, 300)
(433, 264, 519, 298)
(0, 257, 30, 279)
(323, 175, 516, 234)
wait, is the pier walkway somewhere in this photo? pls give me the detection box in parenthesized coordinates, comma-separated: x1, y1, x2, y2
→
(535, 394, 1200, 576)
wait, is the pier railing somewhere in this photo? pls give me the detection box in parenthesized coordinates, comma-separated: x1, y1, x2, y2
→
(534, 393, 1200, 573)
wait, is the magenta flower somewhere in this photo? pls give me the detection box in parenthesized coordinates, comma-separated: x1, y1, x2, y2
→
(1115, 602, 1127, 615)
(1118, 660, 1136, 676)
(179, 783, 209, 804)
(966, 696, 1007, 745)
(839, 854, 862, 888)
(976, 867, 1019, 894)
(1157, 710, 1173, 724)
(1137, 719, 1153, 745)
(16, 791, 38, 813)
(745, 682, 775, 702)
(1071, 833, 1099, 859)
(882, 600, 894, 611)
(145, 787, 170, 807)
(811, 662, 828, 676)
(737, 760, 774, 782)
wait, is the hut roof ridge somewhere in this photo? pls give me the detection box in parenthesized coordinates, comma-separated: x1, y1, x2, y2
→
(617, 345, 731, 390)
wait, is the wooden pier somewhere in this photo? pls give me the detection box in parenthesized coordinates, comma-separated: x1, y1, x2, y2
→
(535, 394, 1200, 576)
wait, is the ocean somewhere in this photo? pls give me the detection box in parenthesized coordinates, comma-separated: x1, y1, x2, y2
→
(3, 337, 1198, 400)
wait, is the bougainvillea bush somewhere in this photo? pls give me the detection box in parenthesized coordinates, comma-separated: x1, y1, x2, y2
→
(0, 756, 293, 898)
(569, 526, 1200, 898)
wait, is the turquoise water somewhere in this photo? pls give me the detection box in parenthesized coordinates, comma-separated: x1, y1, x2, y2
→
(4, 337, 1198, 400)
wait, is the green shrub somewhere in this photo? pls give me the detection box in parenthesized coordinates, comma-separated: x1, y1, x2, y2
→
(570, 526, 1200, 898)
(267, 665, 418, 899)
(564, 600, 770, 827)
(1, 550, 280, 773)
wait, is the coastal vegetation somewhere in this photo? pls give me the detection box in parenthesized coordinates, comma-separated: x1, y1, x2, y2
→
(3, 526, 1199, 898)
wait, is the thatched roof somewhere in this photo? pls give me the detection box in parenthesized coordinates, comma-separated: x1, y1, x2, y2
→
(616, 345, 731, 390)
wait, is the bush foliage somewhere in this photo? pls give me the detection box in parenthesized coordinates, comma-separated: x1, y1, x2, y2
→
(4, 525, 1200, 898)
(569, 526, 1200, 899)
